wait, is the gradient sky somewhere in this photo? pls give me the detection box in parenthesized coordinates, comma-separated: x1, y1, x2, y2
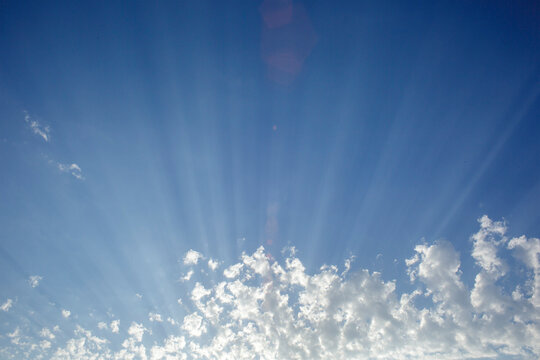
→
(1, 1, 539, 359)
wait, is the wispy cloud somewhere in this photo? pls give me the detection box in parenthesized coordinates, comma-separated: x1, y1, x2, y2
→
(24, 111, 50, 142)
(28, 275, 43, 288)
(23, 111, 84, 180)
(56, 162, 84, 180)
(39, 328, 55, 340)
(179, 269, 194, 282)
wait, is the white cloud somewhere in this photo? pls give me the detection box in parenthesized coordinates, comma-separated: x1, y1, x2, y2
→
(24, 111, 50, 142)
(39, 328, 55, 340)
(508, 234, 540, 307)
(40, 340, 51, 350)
(1, 298, 13, 312)
(97, 322, 108, 330)
(110, 320, 120, 334)
(179, 269, 194, 282)
(150, 335, 186, 360)
(28, 275, 43, 288)
(7, 327, 21, 345)
(223, 263, 244, 279)
(52, 326, 109, 359)
(127, 322, 146, 342)
(61, 309, 71, 318)
(1, 215, 540, 359)
(183, 249, 203, 265)
(57, 162, 84, 180)
(471, 215, 507, 276)
(22, 111, 84, 181)
(181, 312, 206, 337)
(208, 258, 219, 271)
(148, 312, 163, 322)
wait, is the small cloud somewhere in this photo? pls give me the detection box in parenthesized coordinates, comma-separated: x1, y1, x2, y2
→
(57, 162, 84, 180)
(135, 293, 143, 299)
(223, 263, 243, 279)
(181, 312, 206, 337)
(183, 250, 203, 265)
(61, 309, 71, 318)
(179, 270, 194, 282)
(7, 327, 21, 345)
(237, 237, 246, 244)
(208, 259, 219, 271)
(148, 312, 163, 322)
(127, 322, 146, 342)
(282, 245, 297, 256)
(1, 298, 13, 312)
(39, 340, 51, 350)
(24, 111, 50, 142)
(167, 317, 176, 325)
(110, 320, 120, 334)
(97, 322, 108, 330)
(177, 298, 183, 305)
(28, 275, 43, 288)
(39, 328, 55, 340)
(342, 255, 355, 275)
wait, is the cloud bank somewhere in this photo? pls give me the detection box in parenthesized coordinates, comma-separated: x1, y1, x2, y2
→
(1, 216, 539, 359)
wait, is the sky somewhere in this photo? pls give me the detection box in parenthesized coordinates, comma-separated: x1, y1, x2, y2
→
(0, 0, 539, 359)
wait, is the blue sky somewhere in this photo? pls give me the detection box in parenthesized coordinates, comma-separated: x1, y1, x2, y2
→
(1, 1, 539, 358)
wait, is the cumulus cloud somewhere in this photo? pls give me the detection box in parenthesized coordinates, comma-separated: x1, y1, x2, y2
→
(28, 275, 43, 288)
(40, 340, 51, 350)
(127, 322, 146, 342)
(110, 320, 120, 334)
(61, 309, 71, 318)
(150, 335, 186, 360)
(183, 249, 203, 265)
(148, 312, 163, 322)
(223, 263, 243, 279)
(1, 215, 540, 359)
(181, 312, 206, 337)
(1, 298, 13, 312)
(24, 111, 50, 142)
(208, 258, 219, 271)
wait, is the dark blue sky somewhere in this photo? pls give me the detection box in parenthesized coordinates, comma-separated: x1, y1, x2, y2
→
(0, 1, 539, 357)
